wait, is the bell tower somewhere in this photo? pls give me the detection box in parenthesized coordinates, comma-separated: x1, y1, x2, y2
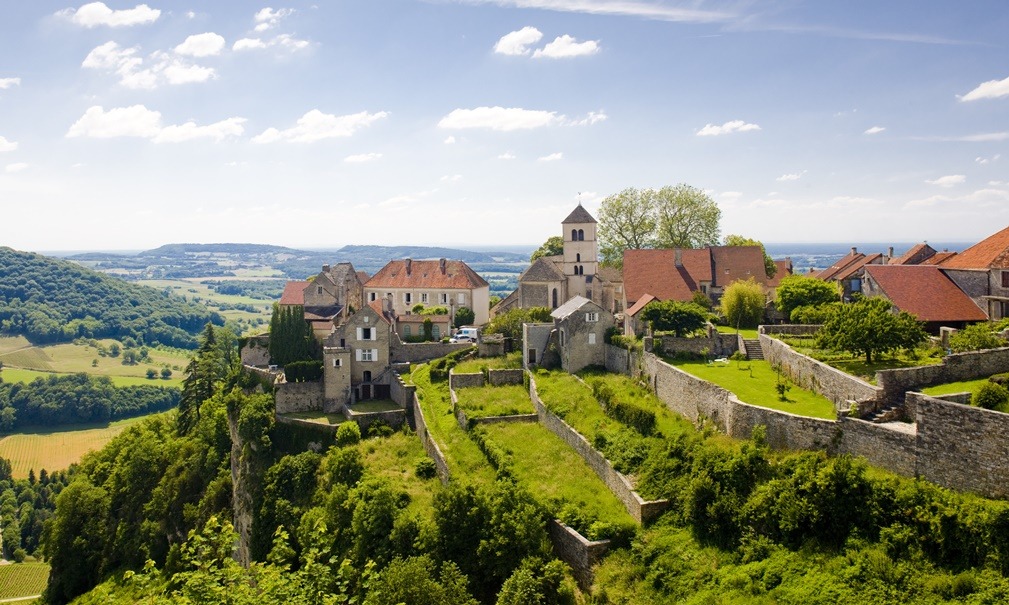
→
(561, 204, 598, 297)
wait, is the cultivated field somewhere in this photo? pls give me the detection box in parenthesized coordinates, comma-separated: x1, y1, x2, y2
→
(138, 278, 275, 334)
(0, 562, 49, 601)
(0, 415, 155, 478)
(0, 339, 188, 388)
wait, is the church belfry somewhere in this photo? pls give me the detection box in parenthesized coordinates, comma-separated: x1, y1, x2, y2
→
(561, 204, 598, 295)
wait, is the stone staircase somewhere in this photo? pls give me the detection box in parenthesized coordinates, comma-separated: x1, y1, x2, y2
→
(868, 404, 903, 424)
(742, 339, 764, 360)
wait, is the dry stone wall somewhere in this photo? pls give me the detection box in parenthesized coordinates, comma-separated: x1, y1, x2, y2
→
(449, 371, 485, 389)
(411, 393, 450, 484)
(657, 332, 738, 357)
(837, 416, 917, 476)
(392, 341, 472, 363)
(488, 368, 524, 386)
(877, 347, 1009, 403)
(275, 382, 324, 414)
(760, 334, 881, 409)
(547, 520, 610, 590)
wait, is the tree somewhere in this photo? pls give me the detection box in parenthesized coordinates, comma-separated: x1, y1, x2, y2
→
(775, 274, 839, 320)
(530, 236, 564, 262)
(724, 234, 776, 278)
(268, 304, 318, 367)
(178, 323, 229, 435)
(654, 184, 721, 249)
(598, 188, 658, 265)
(454, 307, 475, 329)
(817, 297, 927, 363)
(145, 368, 157, 379)
(720, 278, 766, 329)
(484, 307, 553, 342)
(160, 367, 172, 379)
(640, 300, 709, 337)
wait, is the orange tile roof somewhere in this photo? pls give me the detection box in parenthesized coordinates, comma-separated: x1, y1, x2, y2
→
(834, 253, 883, 281)
(626, 293, 656, 317)
(816, 251, 865, 281)
(924, 251, 956, 265)
(623, 249, 705, 304)
(766, 259, 793, 288)
(366, 259, 489, 289)
(367, 299, 392, 324)
(864, 265, 986, 322)
(889, 243, 936, 266)
(711, 246, 767, 287)
(279, 280, 309, 305)
(939, 225, 1009, 269)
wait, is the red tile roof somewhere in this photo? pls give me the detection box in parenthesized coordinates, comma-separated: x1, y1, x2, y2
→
(766, 259, 793, 288)
(864, 265, 986, 322)
(623, 249, 702, 304)
(366, 259, 489, 289)
(940, 225, 1009, 270)
(711, 246, 767, 287)
(816, 251, 865, 281)
(367, 300, 392, 324)
(924, 251, 956, 265)
(279, 280, 309, 305)
(834, 253, 883, 281)
(626, 293, 656, 317)
(889, 243, 936, 266)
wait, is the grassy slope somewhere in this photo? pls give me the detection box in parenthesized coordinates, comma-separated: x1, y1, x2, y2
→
(358, 431, 439, 518)
(0, 339, 188, 387)
(455, 384, 535, 417)
(0, 414, 157, 478)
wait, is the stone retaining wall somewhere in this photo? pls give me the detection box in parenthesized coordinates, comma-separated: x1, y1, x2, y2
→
(529, 375, 670, 524)
(346, 408, 407, 432)
(657, 332, 738, 357)
(275, 381, 324, 414)
(389, 373, 417, 408)
(760, 334, 881, 409)
(548, 520, 610, 590)
(759, 324, 821, 336)
(275, 414, 339, 433)
(488, 368, 524, 386)
(449, 371, 485, 389)
(876, 347, 1009, 404)
(411, 394, 450, 484)
(837, 415, 917, 476)
(392, 341, 472, 363)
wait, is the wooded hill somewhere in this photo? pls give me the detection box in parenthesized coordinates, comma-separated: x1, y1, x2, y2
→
(0, 247, 222, 348)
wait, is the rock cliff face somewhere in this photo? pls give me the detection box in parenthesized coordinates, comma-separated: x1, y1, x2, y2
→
(229, 406, 254, 567)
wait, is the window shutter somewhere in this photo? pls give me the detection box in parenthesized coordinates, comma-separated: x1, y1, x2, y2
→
(356, 327, 363, 340)
(372, 348, 379, 361)
(355, 349, 362, 361)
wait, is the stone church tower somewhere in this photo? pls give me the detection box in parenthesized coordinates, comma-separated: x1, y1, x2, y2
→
(562, 204, 598, 299)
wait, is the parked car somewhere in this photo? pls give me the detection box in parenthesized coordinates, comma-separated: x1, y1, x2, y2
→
(450, 327, 479, 343)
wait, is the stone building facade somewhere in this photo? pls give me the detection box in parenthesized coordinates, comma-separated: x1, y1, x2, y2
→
(364, 258, 491, 326)
(551, 295, 615, 373)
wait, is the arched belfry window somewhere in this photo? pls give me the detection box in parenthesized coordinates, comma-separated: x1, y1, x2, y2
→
(577, 229, 584, 241)
(571, 229, 577, 241)
(576, 253, 581, 262)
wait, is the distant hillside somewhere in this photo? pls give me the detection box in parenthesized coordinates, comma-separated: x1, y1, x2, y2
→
(334, 244, 529, 264)
(0, 247, 223, 348)
(139, 243, 304, 257)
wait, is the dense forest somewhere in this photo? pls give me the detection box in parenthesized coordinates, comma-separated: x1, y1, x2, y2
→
(0, 373, 180, 430)
(0, 247, 222, 348)
(0, 457, 71, 563)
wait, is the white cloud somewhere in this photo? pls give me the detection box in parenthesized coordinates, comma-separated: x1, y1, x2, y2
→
(538, 152, 563, 162)
(174, 33, 226, 57)
(186, 11, 196, 19)
(960, 75, 1009, 102)
(925, 174, 966, 187)
(5, 163, 29, 173)
(0, 78, 20, 89)
(82, 42, 216, 89)
(976, 154, 1001, 165)
(440, 106, 558, 131)
(474, 1, 732, 23)
(0, 136, 16, 152)
(864, 125, 885, 135)
(696, 120, 761, 136)
(905, 188, 1009, 209)
(254, 7, 294, 30)
(494, 26, 543, 55)
(253, 109, 389, 143)
(498, 152, 516, 160)
(441, 174, 463, 182)
(444, 136, 456, 144)
(533, 35, 600, 58)
(566, 111, 607, 126)
(718, 191, 743, 202)
(232, 34, 309, 52)
(776, 171, 805, 182)
(59, 2, 160, 27)
(344, 152, 383, 163)
(66, 105, 244, 142)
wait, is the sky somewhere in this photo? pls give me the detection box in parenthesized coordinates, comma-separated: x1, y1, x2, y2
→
(1, 1, 1008, 252)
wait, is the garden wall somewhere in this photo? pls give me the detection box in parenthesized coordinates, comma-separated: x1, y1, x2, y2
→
(389, 373, 416, 409)
(915, 394, 1009, 499)
(759, 324, 820, 336)
(410, 394, 451, 484)
(657, 332, 738, 358)
(836, 416, 917, 476)
(449, 371, 484, 389)
(275, 381, 324, 414)
(548, 520, 610, 590)
(529, 375, 669, 525)
(759, 334, 881, 410)
(876, 347, 1009, 404)
(345, 408, 407, 432)
(391, 341, 472, 363)
(488, 368, 524, 386)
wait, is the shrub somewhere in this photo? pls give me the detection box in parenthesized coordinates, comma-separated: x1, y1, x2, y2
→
(973, 382, 1009, 411)
(607, 400, 656, 435)
(336, 421, 362, 447)
(285, 360, 323, 383)
(949, 322, 1005, 353)
(415, 458, 437, 479)
(367, 420, 394, 438)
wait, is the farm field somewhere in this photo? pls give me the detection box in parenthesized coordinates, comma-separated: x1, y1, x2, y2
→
(138, 278, 275, 334)
(0, 415, 156, 478)
(0, 336, 32, 356)
(0, 340, 187, 388)
(0, 562, 49, 601)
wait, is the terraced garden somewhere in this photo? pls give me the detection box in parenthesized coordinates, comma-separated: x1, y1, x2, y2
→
(454, 384, 534, 418)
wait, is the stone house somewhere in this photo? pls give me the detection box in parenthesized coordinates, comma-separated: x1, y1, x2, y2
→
(364, 258, 490, 326)
(550, 295, 614, 373)
(395, 312, 451, 342)
(494, 204, 624, 316)
(279, 263, 366, 338)
(322, 300, 395, 406)
(812, 247, 887, 301)
(862, 265, 987, 333)
(938, 225, 1009, 321)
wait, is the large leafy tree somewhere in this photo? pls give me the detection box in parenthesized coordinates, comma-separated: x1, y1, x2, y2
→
(720, 278, 766, 329)
(597, 184, 721, 266)
(775, 274, 839, 320)
(817, 296, 926, 363)
(530, 236, 564, 262)
(640, 300, 709, 337)
(724, 234, 777, 278)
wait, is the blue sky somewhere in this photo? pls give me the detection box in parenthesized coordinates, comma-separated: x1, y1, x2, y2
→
(1, 1, 1008, 252)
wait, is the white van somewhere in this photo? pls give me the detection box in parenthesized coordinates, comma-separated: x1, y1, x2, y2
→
(451, 327, 478, 343)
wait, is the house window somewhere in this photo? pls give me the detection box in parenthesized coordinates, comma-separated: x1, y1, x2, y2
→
(576, 253, 581, 262)
(440, 293, 448, 304)
(405, 292, 413, 304)
(369, 292, 377, 302)
(363, 370, 372, 382)
(421, 293, 428, 303)
(404, 325, 411, 337)
(1002, 271, 1009, 288)
(552, 288, 558, 308)
(588, 333, 597, 345)
(358, 349, 376, 362)
(851, 278, 862, 292)
(332, 358, 342, 367)
(559, 330, 565, 346)
(433, 325, 440, 339)
(586, 312, 598, 322)
(578, 229, 584, 241)
(357, 327, 374, 340)
(458, 293, 466, 304)
(571, 229, 577, 241)
(317, 286, 323, 295)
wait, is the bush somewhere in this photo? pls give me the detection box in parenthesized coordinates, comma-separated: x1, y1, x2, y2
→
(415, 458, 437, 479)
(367, 420, 394, 438)
(607, 400, 656, 436)
(336, 421, 362, 447)
(973, 382, 1009, 411)
(285, 360, 323, 383)
(949, 323, 1005, 353)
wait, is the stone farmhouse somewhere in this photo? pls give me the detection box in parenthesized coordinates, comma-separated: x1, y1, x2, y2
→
(862, 265, 987, 332)
(936, 225, 1009, 322)
(321, 300, 395, 405)
(364, 258, 490, 328)
(279, 262, 366, 338)
(522, 295, 615, 373)
(494, 204, 624, 316)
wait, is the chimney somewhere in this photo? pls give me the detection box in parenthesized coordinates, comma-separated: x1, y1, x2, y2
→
(322, 264, 330, 272)
(674, 249, 682, 267)
(888, 247, 894, 258)
(439, 258, 447, 274)
(405, 258, 412, 275)
(851, 247, 857, 255)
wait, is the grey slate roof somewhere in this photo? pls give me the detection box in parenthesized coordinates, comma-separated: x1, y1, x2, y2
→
(520, 256, 566, 282)
(551, 295, 594, 320)
(562, 204, 597, 224)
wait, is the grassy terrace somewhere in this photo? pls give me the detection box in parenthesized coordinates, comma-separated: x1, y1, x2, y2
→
(349, 399, 401, 413)
(452, 351, 522, 374)
(714, 326, 759, 339)
(282, 412, 346, 425)
(411, 364, 497, 485)
(358, 430, 439, 518)
(531, 370, 612, 445)
(670, 359, 837, 420)
(479, 422, 633, 526)
(579, 369, 695, 438)
(922, 378, 988, 398)
(775, 333, 943, 383)
(455, 384, 535, 418)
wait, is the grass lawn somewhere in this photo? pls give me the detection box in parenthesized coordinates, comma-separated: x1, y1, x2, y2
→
(921, 378, 988, 398)
(283, 412, 346, 425)
(531, 370, 611, 444)
(411, 364, 497, 486)
(358, 431, 439, 518)
(0, 339, 188, 387)
(349, 400, 402, 413)
(455, 384, 534, 418)
(480, 422, 634, 526)
(578, 369, 695, 438)
(0, 561, 49, 600)
(714, 326, 759, 339)
(452, 352, 523, 374)
(0, 414, 158, 478)
(673, 359, 837, 420)
(775, 335, 943, 383)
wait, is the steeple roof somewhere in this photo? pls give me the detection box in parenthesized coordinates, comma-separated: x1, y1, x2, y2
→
(561, 204, 597, 224)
